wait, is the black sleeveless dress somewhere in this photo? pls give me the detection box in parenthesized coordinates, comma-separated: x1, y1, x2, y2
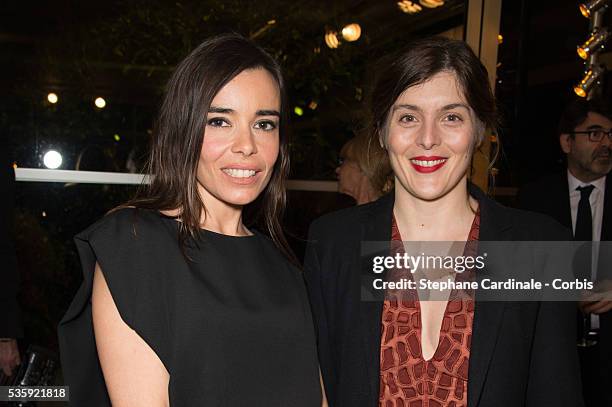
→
(58, 208, 321, 406)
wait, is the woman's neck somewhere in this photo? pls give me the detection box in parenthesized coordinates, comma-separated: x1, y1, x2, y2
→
(393, 177, 477, 241)
(197, 187, 249, 236)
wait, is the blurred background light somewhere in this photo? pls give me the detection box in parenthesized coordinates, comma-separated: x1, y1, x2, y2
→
(294, 106, 304, 116)
(420, 0, 445, 9)
(94, 97, 106, 109)
(398, 1, 422, 14)
(47, 92, 58, 104)
(341, 23, 361, 42)
(43, 150, 63, 169)
(325, 30, 340, 49)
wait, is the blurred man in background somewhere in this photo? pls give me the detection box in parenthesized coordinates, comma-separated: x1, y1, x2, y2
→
(519, 98, 612, 407)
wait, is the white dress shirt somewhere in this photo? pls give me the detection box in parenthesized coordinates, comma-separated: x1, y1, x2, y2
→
(567, 170, 607, 328)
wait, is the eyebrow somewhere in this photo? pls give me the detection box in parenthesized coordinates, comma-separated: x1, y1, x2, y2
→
(392, 103, 470, 112)
(586, 124, 605, 130)
(208, 106, 280, 117)
(256, 109, 281, 117)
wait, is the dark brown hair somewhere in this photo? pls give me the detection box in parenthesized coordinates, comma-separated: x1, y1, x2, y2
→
(558, 97, 612, 134)
(125, 33, 295, 263)
(367, 36, 499, 185)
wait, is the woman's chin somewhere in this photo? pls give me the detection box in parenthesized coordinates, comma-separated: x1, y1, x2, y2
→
(403, 180, 448, 201)
(217, 190, 262, 207)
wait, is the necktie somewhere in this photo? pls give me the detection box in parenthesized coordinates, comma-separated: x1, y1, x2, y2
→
(574, 185, 594, 281)
(573, 185, 597, 347)
(575, 185, 594, 241)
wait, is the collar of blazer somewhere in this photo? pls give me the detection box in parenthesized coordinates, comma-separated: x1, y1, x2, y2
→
(358, 182, 510, 407)
(360, 182, 513, 243)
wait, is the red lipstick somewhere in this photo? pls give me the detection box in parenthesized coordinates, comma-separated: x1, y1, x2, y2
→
(410, 156, 448, 173)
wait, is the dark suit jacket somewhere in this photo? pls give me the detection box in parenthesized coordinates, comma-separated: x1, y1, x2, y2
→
(0, 143, 22, 338)
(518, 172, 611, 404)
(304, 186, 583, 407)
(518, 172, 612, 241)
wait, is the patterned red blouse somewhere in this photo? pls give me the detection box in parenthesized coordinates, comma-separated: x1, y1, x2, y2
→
(379, 210, 480, 407)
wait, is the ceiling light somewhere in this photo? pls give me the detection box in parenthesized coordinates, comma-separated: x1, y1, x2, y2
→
(574, 65, 605, 97)
(577, 28, 611, 59)
(579, 0, 610, 18)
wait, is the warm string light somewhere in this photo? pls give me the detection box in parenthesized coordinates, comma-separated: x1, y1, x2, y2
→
(325, 23, 361, 49)
(419, 0, 445, 8)
(397, 1, 422, 14)
(325, 30, 340, 49)
(398, 1, 444, 14)
(341, 23, 361, 42)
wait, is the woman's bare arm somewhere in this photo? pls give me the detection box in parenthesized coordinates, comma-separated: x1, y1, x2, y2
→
(92, 262, 169, 407)
(320, 368, 329, 407)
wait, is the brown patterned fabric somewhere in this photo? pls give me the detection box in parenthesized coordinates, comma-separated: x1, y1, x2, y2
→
(379, 210, 480, 407)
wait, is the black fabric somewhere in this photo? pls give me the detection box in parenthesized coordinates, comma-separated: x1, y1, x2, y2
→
(58, 208, 321, 406)
(574, 185, 595, 288)
(520, 173, 612, 407)
(305, 185, 584, 407)
(0, 142, 22, 339)
(575, 185, 594, 242)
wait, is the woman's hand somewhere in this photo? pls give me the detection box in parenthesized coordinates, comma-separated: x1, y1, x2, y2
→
(0, 339, 20, 376)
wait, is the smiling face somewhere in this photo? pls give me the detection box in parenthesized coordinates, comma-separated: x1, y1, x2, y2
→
(197, 68, 280, 209)
(381, 71, 479, 201)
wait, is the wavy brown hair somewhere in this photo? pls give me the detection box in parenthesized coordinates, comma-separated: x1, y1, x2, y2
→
(124, 33, 295, 263)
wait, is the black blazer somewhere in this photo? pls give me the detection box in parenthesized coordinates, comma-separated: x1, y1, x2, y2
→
(304, 186, 583, 407)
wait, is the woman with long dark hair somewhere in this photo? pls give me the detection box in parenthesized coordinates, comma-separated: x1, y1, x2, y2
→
(59, 34, 323, 406)
(304, 37, 583, 406)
